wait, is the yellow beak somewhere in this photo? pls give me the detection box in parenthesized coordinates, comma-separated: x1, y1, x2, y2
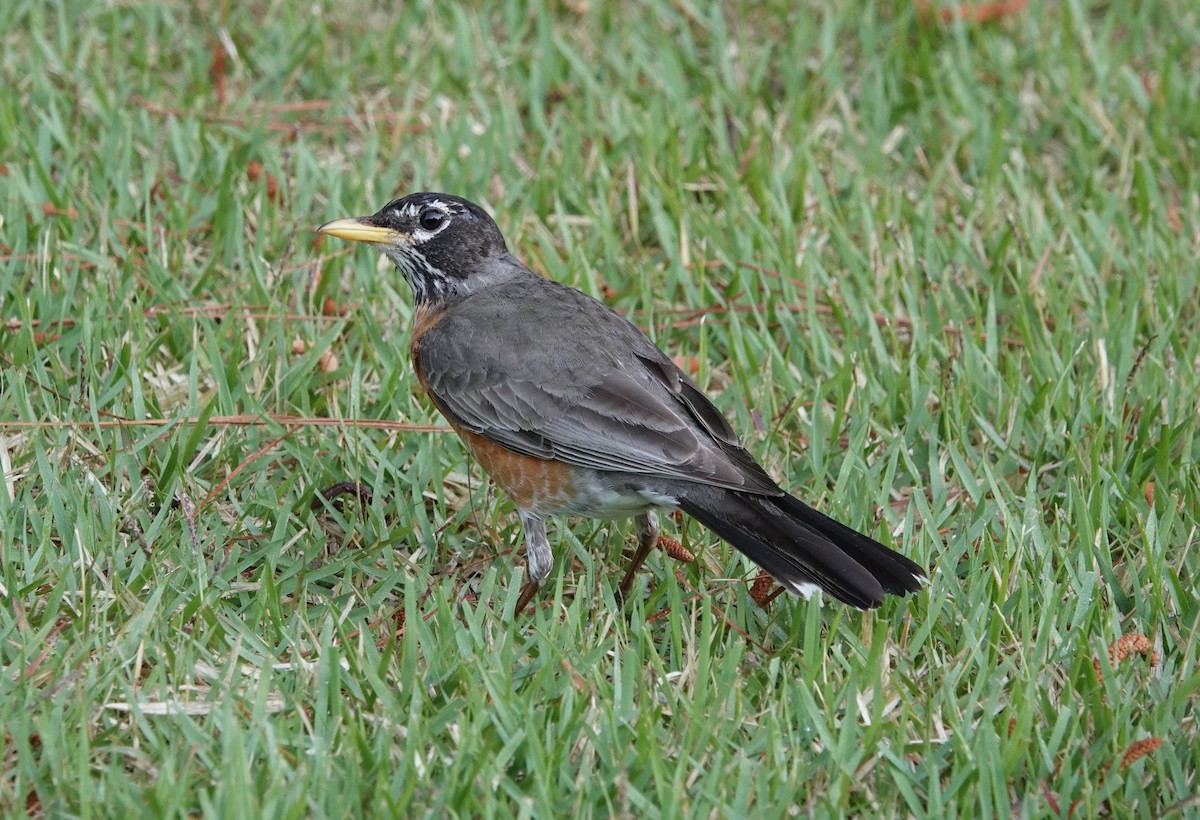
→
(317, 217, 405, 245)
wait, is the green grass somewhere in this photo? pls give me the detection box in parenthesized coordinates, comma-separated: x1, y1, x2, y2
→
(2, 0, 1198, 815)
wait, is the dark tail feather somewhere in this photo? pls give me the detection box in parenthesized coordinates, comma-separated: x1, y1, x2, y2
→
(677, 486, 926, 610)
(769, 492, 926, 598)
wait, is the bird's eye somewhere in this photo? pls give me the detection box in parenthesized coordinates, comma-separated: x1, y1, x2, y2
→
(419, 208, 448, 231)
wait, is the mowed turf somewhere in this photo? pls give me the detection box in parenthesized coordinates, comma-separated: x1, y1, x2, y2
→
(1, 0, 1197, 816)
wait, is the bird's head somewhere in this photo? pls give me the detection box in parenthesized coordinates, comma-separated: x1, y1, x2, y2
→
(318, 192, 508, 303)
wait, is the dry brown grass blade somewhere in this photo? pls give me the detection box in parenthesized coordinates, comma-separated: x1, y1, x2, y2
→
(0, 415, 451, 433)
(201, 426, 298, 510)
(3, 303, 346, 333)
(672, 570, 772, 654)
(131, 95, 429, 136)
(653, 261, 1026, 348)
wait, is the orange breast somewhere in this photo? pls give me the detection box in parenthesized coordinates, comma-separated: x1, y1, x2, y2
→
(456, 429, 580, 513)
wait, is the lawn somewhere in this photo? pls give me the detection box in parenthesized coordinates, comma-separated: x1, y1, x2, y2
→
(1, 0, 1198, 816)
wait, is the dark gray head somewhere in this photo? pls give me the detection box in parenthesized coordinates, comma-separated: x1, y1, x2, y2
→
(318, 192, 509, 303)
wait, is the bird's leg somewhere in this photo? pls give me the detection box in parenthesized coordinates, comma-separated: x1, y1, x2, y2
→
(513, 511, 553, 617)
(616, 510, 660, 605)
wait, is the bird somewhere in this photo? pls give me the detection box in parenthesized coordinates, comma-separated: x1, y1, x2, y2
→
(317, 193, 927, 615)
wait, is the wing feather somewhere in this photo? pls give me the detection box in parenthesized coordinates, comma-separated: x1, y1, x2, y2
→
(419, 275, 779, 495)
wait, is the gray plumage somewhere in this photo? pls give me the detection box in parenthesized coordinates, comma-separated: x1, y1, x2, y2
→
(318, 192, 928, 611)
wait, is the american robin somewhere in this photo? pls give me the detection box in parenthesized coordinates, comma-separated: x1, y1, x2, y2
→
(318, 193, 927, 614)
